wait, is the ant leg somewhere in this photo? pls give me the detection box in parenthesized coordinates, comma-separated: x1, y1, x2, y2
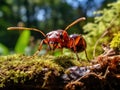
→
(72, 39, 81, 62)
(75, 51, 80, 61)
(85, 49, 90, 62)
(33, 40, 44, 57)
(21, 40, 44, 60)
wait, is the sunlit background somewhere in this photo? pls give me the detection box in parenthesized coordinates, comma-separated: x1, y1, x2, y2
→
(0, 0, 119, 59)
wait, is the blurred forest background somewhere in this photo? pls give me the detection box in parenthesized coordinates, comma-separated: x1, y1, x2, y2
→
(0, 0, 119, 59)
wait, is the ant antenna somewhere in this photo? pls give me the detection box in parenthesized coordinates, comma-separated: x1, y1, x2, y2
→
(7, 27, 46, 37)
(64, 17, 86, 31)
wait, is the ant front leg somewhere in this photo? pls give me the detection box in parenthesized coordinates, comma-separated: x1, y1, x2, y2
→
(21, 40, 44, 60)
(33, 39, 45, 57)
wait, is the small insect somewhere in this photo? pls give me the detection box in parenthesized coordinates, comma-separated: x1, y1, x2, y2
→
(7, 17, 89, 62)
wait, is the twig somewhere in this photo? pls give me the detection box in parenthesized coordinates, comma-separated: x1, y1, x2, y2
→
(74, 72, 102, 83)
(93, 15, 118, 57)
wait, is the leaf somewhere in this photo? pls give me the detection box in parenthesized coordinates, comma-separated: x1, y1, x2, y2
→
(0, 43, 9, 55)
(15, 30, 31, 53)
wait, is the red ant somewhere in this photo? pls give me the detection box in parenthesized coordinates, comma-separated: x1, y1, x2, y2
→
(7, 17, 89, 62)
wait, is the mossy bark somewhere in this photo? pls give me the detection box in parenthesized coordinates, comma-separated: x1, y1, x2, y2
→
(0, 54, 120, 90)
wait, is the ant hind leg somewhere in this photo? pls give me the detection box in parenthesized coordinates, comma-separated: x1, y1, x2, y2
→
(75, 51, 81, 62)
(85, 49, 90, 62)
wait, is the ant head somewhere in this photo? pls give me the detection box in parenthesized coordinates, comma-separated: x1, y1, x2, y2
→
(46, 30, 69, 50)
(46, 30, 69, 43)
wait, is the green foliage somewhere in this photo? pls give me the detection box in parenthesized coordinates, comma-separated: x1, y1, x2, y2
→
(0, 0, 119, 58)
(83, 0, 120, 58)
(1, 0, 114, 51)
(110, 32, 120, 50)
(15, 30, 30, 54)
(0, 43, 9, 55)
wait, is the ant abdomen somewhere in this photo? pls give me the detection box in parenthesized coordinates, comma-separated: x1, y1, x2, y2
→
(69, 34, 87, 52)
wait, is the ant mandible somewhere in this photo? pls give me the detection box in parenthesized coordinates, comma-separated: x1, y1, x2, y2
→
(7, 17, 89, 62)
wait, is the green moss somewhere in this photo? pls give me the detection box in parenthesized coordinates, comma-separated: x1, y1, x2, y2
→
(110, 32, 120, 50)
(53, 55, 82, 68)
(0, 54, 81, 88)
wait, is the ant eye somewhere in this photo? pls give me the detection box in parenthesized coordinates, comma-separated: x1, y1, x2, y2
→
(60, 33, 63, 39)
